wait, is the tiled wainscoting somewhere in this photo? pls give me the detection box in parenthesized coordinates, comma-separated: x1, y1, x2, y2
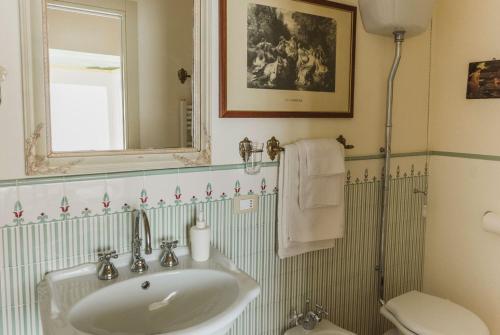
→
(0, 164, 427, 335)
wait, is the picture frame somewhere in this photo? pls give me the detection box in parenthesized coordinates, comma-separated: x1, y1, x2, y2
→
(466, 60, 500, 99)
(220, 0, 357, 118)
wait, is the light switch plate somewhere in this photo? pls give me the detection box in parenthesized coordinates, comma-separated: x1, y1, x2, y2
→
(234, 195, 259, 214)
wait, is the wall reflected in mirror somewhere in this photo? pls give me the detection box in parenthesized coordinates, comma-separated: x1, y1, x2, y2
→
(46, 0, 194, 153)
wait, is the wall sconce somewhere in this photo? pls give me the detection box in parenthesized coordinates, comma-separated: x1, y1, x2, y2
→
(0, 66, 6, 106)
(239, 137, 264, 175)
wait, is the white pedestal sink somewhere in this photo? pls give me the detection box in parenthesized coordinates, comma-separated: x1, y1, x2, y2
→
(38, 247, 260, 335)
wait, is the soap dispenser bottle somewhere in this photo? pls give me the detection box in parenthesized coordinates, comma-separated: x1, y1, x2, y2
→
(190, 210, 210, 262)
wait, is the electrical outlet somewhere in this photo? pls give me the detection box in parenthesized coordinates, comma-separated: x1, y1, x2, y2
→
(234, 195, 259, 214)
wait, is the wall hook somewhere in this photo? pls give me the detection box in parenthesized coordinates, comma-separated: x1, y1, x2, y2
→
(178, 68, 191, 84)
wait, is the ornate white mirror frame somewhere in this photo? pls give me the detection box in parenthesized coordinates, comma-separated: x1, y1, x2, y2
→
(19, 0, 212, 176)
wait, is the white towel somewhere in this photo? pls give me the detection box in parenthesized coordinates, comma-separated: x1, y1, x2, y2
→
(299, 139, 345, 177)
(277, 144, 344, 259)
(297, 139, 345, 210)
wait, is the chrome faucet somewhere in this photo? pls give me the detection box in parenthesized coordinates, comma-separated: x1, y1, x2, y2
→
(130, 209, 152, 273)
(289, 299, 329, 331)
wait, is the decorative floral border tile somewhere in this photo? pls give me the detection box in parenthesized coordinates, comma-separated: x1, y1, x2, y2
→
(1, 167, 278, 227)
(0, 160, 428, 228)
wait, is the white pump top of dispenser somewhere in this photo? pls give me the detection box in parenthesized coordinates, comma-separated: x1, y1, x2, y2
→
(196, 211, 207, 229)
(358, 0, 435, 38)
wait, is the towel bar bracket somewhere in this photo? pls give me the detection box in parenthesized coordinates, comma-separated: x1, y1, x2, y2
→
(266, 137, 285, 161)
(336, 135, 355, 150)
(239, 137, 252, 161)
(266, 135, 354, 161)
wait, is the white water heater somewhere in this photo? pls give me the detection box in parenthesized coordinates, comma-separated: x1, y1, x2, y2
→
(358, 0, 435, 38)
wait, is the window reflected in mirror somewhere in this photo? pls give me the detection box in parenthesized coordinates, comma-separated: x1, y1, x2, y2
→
(45, 0, 195, 153)
(47, 4, 124, 152)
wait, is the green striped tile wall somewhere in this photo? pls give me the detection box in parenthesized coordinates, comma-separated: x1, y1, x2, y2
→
(0, 174, 427, 335)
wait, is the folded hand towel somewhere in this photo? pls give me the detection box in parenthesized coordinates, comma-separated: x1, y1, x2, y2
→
(277, 144, 344, 259)
(297, 139, 345, 210)
(299, 139, 345, 177)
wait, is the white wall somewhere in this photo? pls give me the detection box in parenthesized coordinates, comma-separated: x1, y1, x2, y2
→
(0, 0, 432, 179)
(210, 0, 432, 165)
(426, 157, 500, 334)
(428, 0, 500, 156)
(426, 0, 500, 333)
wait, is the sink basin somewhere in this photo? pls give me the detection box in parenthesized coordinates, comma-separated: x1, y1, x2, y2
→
(38, 247, 260, 335)
(285, 320, 356, 335)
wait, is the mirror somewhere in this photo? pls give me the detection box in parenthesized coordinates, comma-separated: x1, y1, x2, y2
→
(21, 0, 211, 175)
(47, 0, 194, 152)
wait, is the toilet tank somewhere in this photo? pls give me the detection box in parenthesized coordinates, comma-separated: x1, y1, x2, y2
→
(358, 0, 435, 38)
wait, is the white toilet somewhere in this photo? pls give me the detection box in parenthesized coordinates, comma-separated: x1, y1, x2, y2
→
(285, 319, 356, 335)
(381, 291, 490, 335)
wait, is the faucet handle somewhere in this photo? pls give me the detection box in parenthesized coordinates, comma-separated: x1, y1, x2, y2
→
(97, 250, 119, 280)
(289, 310, 304, 327)
(98, 250, 118, 262)
(160, 240, 179, 267)
(161, 240, 178, 250)
(315, 304, 329, 319)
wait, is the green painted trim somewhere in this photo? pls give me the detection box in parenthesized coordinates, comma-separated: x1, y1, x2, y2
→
(346, 150, 500, 162)
(0, 151, 430, 188)
(345, 151, 428, 161)
(430, 150, 500, 162)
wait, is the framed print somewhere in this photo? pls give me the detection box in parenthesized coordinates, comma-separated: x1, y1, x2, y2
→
(220, 0, 357, 118)
(467, 60, 500, 99)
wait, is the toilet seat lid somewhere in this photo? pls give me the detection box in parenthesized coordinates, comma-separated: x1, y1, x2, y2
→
(385, 291, 489, 335)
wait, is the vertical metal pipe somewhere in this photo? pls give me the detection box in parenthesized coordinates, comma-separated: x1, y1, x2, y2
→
(377, 31, 405, 306)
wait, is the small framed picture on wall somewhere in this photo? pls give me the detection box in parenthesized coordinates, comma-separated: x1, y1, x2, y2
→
(467, 60, 500, 99)
(219, 0, 357, 118)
